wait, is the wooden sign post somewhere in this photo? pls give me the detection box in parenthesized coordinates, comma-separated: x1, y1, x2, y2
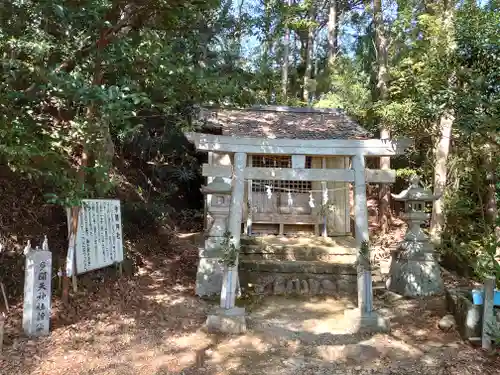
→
(66, 200, 124, 281)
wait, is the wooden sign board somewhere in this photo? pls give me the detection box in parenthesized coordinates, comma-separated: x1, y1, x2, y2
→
(66, 199, 124, 276)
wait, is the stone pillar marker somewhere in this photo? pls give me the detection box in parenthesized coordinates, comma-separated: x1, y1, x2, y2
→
(481, 275, 496, 350)
(206, 152, 247, 334)
(386, 175, 444, 296)
(343, 154, 389, 332)
(196, 177, 232, 296)
(23, 237, 52, 337)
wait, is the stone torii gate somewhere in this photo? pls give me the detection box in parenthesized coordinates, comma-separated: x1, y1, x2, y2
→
(186, 131, 411, 332)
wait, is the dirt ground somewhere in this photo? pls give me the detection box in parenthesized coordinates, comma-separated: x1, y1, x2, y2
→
(0, 236, 499, 375)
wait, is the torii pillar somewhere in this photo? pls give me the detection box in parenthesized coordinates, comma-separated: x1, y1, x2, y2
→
(206, 152, 247, 334)
(343, 153, 389, 332)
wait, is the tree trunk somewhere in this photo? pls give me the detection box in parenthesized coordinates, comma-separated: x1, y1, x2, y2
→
(282, 0, 292, 101)
(262, 0, 273, 102)
(328, 0, 339, 67)
(483, 143, 499, 263)
(373, 0, 391, 233)
(378, 129, 391, 233)
(484, 144, 497, 225)
(63, 29, 115, 302)
(373, 0, 389, 99)
(430, 111, 453, 245)
(89, 31, 114, 172)
(302, 5, 314, 104)
(282, 28, 289, 100)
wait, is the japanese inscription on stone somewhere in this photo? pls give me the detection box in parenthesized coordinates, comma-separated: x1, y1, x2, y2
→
(23, 242, 52, 337)
(67, 199, 124, 275)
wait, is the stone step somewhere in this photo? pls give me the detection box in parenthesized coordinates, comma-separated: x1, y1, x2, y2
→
(239, 260, 357, 275)
(240, 243, 356, 255)
(239, 269, 357, 296)
(240, 252, 357, 263)
(238, 258, 383, 297)
(240, 235, 356, 248)
(240, 236, 357, 261)
(240, 244, 356, 260)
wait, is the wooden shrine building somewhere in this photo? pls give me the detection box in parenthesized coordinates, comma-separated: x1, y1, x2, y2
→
(186, 106, 410, 307)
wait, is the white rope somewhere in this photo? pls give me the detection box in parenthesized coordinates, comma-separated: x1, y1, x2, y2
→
(247, 180, 363, 209)
(265, 185, 273, 199)
(248, 180, 360, 194)
(322, 186, 329, 204)
(308, 191, 315, 208)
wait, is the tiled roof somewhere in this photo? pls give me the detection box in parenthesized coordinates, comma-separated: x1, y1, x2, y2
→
(197, 106, 372, 140)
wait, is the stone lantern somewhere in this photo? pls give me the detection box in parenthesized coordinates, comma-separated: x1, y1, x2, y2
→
(195, 177, 232, 297)
(386, 175, 444, 297)
(201, 177, 232, 237)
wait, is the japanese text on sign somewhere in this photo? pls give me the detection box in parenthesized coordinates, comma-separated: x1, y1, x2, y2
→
(23, 246, 52, 337)
(67, 199, 124, 275)
(35, 260, 50, 332)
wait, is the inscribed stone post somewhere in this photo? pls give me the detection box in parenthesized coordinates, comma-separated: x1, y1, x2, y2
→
(23, 242, 52, 337)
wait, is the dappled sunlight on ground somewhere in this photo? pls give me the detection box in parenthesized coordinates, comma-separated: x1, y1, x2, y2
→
(250, 296, 355, 336)
(0, 235, 498, 375)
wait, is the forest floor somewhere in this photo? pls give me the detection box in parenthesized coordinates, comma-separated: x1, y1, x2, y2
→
(1, 233, 499, 375)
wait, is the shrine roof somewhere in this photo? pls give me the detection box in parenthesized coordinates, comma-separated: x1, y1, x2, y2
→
(196, 106, 372, 140)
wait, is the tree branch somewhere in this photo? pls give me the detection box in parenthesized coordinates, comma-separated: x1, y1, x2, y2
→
(24, 4, 144, 96)
(483, 133, 500, 150)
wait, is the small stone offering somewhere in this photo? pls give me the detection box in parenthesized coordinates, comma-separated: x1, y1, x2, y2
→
(438, 314, 456, 331)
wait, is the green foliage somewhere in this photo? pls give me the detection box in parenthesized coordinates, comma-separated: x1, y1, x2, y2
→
(315, 57, 371, 120)
(488, 320, 500, 348)
(358, 241, 372, 269)
(0, 0, 260, 205)
(396, 167, 421, 180)
(375, 6, 456, 138)
(436, 1, 500, 279)
(218, 230, 238, 268)
(473, 232, 500, 283)
(317, 200, 335, 217)
(0, 0, 498, 289)
(440, 149, 500, 280)
(454, 1, 500, 140)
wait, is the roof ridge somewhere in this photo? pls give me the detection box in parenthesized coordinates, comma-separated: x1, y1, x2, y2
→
(196, 107, 372, 140)
(201, 105, 347, 115)
(248, 106, 346, 115)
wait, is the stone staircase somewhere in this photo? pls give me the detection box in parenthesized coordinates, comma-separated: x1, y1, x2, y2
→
(238, 235, 359, 296)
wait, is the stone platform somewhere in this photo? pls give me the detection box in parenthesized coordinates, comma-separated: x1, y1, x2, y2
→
(239, 235, 359, 296)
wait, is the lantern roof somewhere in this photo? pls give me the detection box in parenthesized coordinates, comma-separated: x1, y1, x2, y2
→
(391, 175, 440, 202)
(201, 177, 232, 195)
